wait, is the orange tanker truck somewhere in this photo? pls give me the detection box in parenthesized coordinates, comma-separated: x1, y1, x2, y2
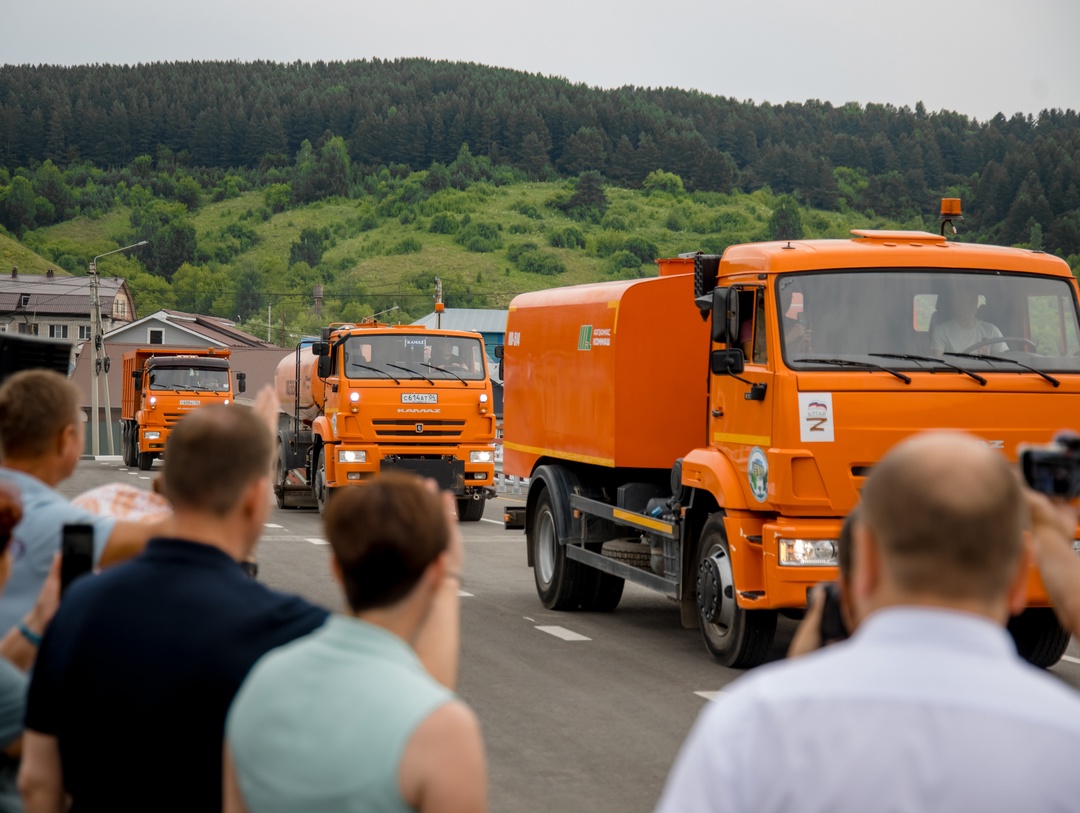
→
(120, 347, 246, 471)
(273, 322, 497, 519)
(501, 200, 1080, 668)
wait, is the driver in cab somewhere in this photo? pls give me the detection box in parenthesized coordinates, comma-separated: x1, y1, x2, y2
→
(930, 285, 1007, 356)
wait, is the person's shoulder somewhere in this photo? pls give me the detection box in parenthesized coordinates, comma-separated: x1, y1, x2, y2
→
(233, 579, 328, 635)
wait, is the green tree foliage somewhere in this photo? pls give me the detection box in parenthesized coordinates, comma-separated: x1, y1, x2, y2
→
(767, 196, 805, 241)
(0, 176, 38, 234)
(607, 250, 643, 275)
(560, 171, 607, 222)
(388, 237, 422, 255)
(289, 227, 332, 267)
(454, 221, 502, 252)
(507, 242, 566, 275)
(428, 212, 459, 234)
(642, 169, 685, 196)
(263, 183, 291, 213)
(548, 226, 586, 249)
(130, 200, 197, 280)
(292, 136, 351, 204)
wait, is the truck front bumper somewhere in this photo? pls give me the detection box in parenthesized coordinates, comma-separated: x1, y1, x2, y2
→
(327, 445, 495, 495)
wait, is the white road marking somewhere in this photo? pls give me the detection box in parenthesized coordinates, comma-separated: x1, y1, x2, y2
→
(128, 471, 139, 476)
(1061, 655, 1080, 665)
(264, 523, 284, 529)
(523, 616, 536, 623)
(480, 518, 501, 525)
(139, 476, 150, 480)
(535, 625, 590, 641)
(694, 691, 725, 701)
(458, 590, 474, 597)
(306, 537, 329, 546)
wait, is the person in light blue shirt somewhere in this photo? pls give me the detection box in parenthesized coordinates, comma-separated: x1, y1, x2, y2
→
(0, 370, 163, 634)
(655, 432, 1080, 813)
(225, 473, 486, 813)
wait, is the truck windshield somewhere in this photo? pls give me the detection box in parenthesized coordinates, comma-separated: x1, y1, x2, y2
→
(778, 269, 1080, 373)
(148, 367, 230, 391)
(342, 335, 487, 381)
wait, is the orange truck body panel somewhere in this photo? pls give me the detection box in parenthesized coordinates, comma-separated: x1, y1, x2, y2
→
(504, 231, 1080, 614)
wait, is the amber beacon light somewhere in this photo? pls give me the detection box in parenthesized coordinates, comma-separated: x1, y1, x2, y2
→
(940, 197, 963, 236)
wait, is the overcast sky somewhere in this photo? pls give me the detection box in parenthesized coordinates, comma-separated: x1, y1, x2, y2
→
(3, 0, 1077, 122)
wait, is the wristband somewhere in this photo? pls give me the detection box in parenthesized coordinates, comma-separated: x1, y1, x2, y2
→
(18, 621, 41, 647)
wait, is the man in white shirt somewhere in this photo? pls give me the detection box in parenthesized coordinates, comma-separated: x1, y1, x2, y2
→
(654, 433, 1080, 813)
(930, 287, 1006, 355)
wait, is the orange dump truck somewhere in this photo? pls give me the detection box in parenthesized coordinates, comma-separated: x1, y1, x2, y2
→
(274, 323, 497, 519)
(502, 205, 1080, 668)
(120, 347, 246, 471)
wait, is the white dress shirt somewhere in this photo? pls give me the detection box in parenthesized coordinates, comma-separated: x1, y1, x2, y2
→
(655, 607, 1080, 813)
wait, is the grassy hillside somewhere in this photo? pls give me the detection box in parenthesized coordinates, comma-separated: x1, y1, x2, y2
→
(0, 233, 69, 277)
(24, 179, 913, 339)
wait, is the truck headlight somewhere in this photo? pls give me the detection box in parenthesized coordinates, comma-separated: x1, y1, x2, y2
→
(778, 538, 838, 567)
(470, 450, 494, 463)
(144, 431, 161, 440)
(339, 450, 366, 464)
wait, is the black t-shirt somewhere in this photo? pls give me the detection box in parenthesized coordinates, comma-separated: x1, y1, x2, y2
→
(26, 538, 328, 813)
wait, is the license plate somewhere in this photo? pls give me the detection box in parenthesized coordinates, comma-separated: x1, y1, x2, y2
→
(402, 393, 437, 404)
(179, 400, 201, 406)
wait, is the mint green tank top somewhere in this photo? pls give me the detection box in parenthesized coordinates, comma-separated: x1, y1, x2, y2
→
(227, 614, 455, 813)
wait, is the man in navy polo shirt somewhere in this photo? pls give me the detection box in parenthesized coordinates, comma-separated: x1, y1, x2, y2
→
(18, 399, 329, 812)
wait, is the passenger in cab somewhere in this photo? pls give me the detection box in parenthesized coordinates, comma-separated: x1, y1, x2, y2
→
(930, 284, 1006, 356)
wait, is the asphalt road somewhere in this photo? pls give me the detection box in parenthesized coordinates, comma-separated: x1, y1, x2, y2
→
(63, 458, 1080, 813)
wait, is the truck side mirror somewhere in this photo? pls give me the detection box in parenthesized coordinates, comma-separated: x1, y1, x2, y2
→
(132, 369, 143, 390)
(711, 348, 745, 376)
(710, 287, 739, 344)
(312, 341, 330, 357)
(236, 372, 247, 394)
(317, 355, 333, 379)
(494, 345, 504, 359)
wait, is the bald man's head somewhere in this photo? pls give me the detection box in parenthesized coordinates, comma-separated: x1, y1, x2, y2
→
(860, 433, 1024, 603)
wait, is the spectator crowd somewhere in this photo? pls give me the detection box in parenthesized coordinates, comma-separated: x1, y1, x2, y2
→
(2, 366, 1080, 812)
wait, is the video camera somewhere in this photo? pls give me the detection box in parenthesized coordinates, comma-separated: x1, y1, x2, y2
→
(1020, 433, 1080, 500)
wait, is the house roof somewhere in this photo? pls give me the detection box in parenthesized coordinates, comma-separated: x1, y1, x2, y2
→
(104, 310, 278, 349)
(0, 272, 130, 317)
(411, 309, 508, 335)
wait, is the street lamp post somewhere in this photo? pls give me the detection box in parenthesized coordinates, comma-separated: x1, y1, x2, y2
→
(89, 241, 147, 456)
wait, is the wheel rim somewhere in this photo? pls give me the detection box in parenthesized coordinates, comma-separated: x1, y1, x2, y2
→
(697, 542, 736, 642)
(536, 506, 557, 586)
(316, 455, 326, 504)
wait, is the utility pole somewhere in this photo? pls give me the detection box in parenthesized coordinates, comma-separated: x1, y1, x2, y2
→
(434, 276, 444, 329)
(89, 241, 147, 456)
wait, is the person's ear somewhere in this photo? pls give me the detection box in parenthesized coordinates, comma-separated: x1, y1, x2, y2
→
(851, 520, 880, 620)
(1006, 535, 1033, 618)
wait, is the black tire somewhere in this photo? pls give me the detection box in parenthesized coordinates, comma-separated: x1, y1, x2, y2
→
(580, 570, 625, 612)
(600, 539, 651, 569)
(1008, 608, 1070, 668)
(529, 487, 593, 610)
(137, 451, 155, 471)
(274, 446, 295, 510)
(695, 515, 776, 668)
(457, 497, 486, 522)
(315, 449, 332, 517)
(120, 425, 132, 466)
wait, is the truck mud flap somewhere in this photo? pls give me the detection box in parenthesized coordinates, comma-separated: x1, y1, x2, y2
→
(381, 458, 465, 492)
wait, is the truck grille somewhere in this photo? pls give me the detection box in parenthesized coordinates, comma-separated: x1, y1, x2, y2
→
(372, 419, 466, 440)
(163, 412, 189, 428)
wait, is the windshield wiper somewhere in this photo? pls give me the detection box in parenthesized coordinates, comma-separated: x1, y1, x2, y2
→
(869, 353, 987, 386)
(348, 362, 400, 384)
(387, 363, 435, 386)
(794, 357, 911, 384)
(421, 362, 471, 387)
(945, 353, 1060, 387)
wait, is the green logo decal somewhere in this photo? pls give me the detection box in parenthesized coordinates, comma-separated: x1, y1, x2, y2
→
(578, 325, 593, 351)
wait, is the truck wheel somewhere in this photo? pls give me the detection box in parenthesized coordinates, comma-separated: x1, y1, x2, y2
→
(1008, 608, 1070, 668)
(120, 425, 132, 466)
(457, 497, 485, 522)
(696, 516, 776, 668)
(580, 571, 625, 612)
(530, 487, 592, 610)
(315, 450, 334, 517)
(274, 446, 293, 510)
(137, 451, 155, 472)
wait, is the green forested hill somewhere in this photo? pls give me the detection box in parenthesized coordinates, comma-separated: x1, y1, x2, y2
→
(0, 59, 1077, 343)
